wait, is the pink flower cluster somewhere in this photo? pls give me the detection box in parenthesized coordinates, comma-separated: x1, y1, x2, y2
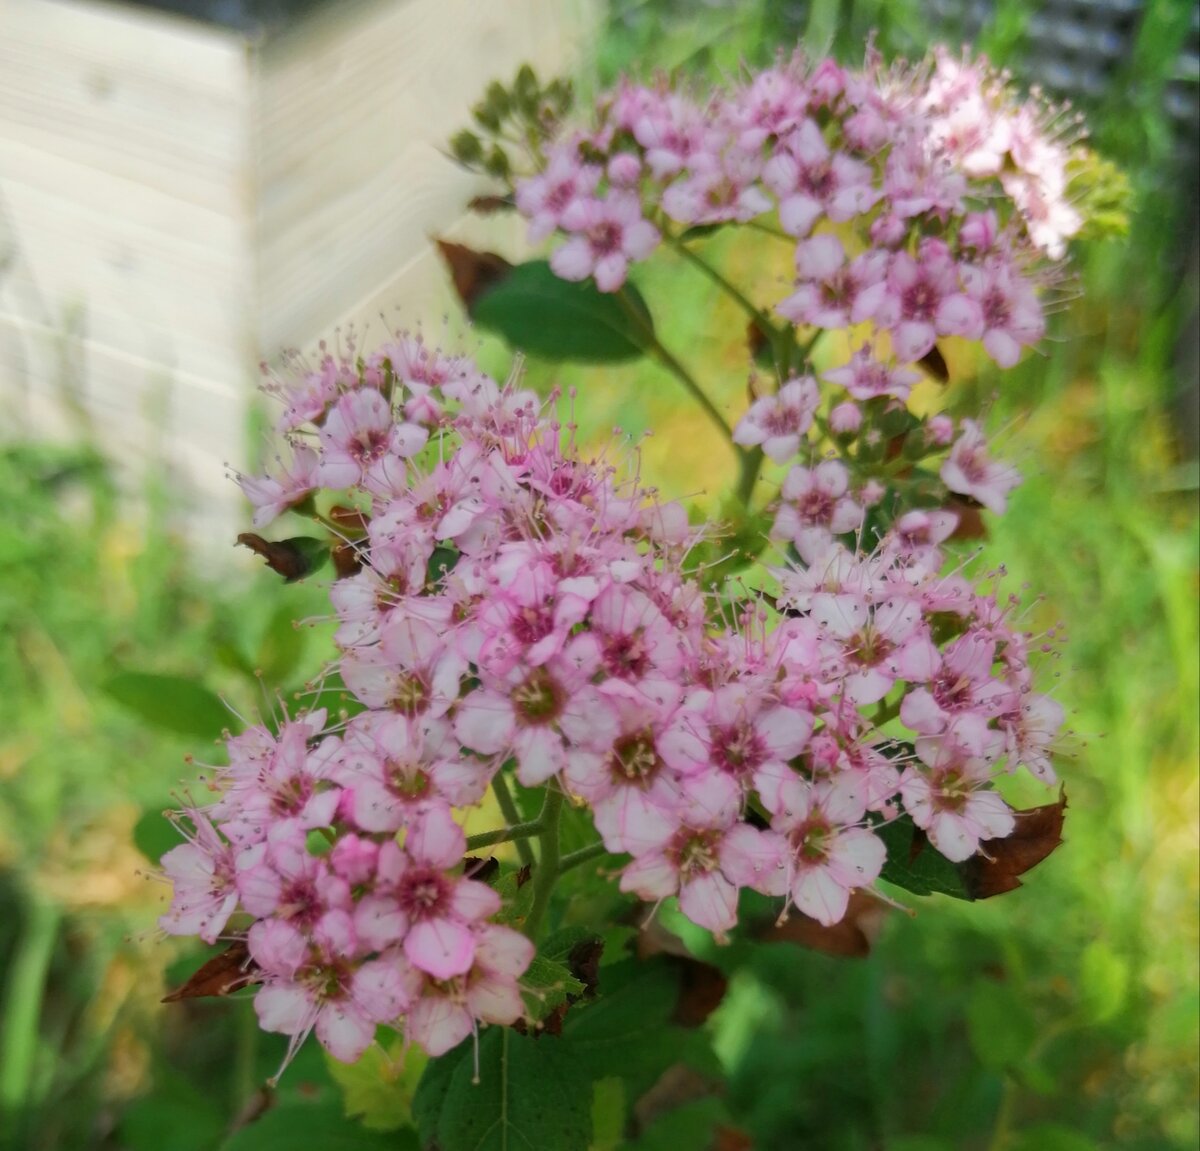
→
(513, 46, 1080, 375)
(161, 334, 1062, 1070)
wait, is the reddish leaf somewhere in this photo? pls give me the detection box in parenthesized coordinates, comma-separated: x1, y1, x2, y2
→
(435, 239, 513, 310)
(918, 343, 950, 383)
(672, 960, 728, 1027)
(946, 496, 989, 540)
(462, 856, 500, 883)
(963, 789, 1068, 898)
(328, 505, 369, 535)
(567, 937, 603, 998)
(330, 540, 364, 579)
(756, 890, 891, 958)
(236, 534, 327, 582)
(634, 918, 728, 1026)
(633, 1064, 718, 1132)
(163, 940, 260, 1003)
(713, 1127, 756, 1151)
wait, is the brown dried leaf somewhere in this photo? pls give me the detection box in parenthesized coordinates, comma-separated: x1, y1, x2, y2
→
(163, 940, 260, 1003)
(435, 239, 512, 311)
(946, 497, 988, 541)
(756, 890, 890, 958)
(236, 534, 324, 582)
(672, 959, 728, 1028)
(331, 540, 364, 579)
(633, 1064, 718, 1132)
(917, 343, 950, 383)
(463, 856, 500, 883)
(567, 937, 603, 998)
(634, 917, 728, 1026)
(328, 505, 369, 535)
(963, 789, 1068, 898)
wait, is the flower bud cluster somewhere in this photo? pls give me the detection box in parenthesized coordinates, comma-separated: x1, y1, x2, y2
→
(161, 333, 1062, 1068)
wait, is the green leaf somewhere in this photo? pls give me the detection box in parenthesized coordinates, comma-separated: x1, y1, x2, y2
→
(118, 1072, 225, 1151)
(626, 1098, 734, 1151)
(966, 980, 1037, 1072)
(1078, 940, 1129, 1026)
(1007, 1126, 1099, 1151)
(324, 1040, 426, 1132)
(471, 261, 653, 363)
(103, 671, 229, 740)
(413, 1028, 592, 1151)
(562, 958, 718, 1093)
(220, 1099, 413, 1151)
(522, 954, 586, 1021)
(493, 866, 535, 929)
(132, 804, 182, 864)
(589, 1077, 625, 1151)
(874, 813, 972, 900)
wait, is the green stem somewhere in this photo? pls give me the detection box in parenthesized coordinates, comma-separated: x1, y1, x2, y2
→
(735, 446, 765, 508)
(557, 840, 609, 875)
(464, 820, 544, 852)
(614, 287, 734, 443)
(0, 888, 60, 1118)
(491, 772, 535, 866)
(522, 788, 564, 940)
(665, 232, 771, 330)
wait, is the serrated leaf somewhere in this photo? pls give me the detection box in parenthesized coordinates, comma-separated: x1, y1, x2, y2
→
(103, 671, 229, 740)
(561, 958, 719, 1093)
(493, 866, 535, 928)
(469, 259, 654, 363)
(413, 1028, 592, 1151)
(324, 1040, 425, 1132)
(522, 955, 586, 1020)
(873, 813, 972, 900)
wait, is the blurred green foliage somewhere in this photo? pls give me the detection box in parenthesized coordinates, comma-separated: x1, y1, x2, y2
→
(0, 1, 1195, 1149)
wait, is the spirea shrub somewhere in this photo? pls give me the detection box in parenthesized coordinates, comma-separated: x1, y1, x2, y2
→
(156, 41, 1118, 1149)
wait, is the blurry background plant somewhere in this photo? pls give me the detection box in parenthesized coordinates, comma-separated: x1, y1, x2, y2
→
(0, 1, 1195, 1149)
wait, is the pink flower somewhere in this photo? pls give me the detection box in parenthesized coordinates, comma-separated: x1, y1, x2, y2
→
(772, 461, 864, 555)
(237, 445, 319, 528)
(940, 420, 1021, 514)
(405, 924, 534, 1056)
(732, 375, 820, 463)
(158, 809, 241, 944)
(901, 723, 1014, 861)
(551, 194, 660, 292)
(776, 235, 888, 330)
(515, 146, 602, 242)
(960, 258, 1045, 368)
(763, 119, 880, 236)
(316, 388, 429, 491)
(767, 778, 886, 926)
(870, 242, 982, 364)
(823, 347, 920, 402)
(900, 631, 1016, 735)
(454, 638, 618, 786)
(620, 820, 790, 936)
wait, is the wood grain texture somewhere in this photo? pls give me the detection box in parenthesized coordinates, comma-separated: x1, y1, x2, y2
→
(0, 0, 596, 548)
